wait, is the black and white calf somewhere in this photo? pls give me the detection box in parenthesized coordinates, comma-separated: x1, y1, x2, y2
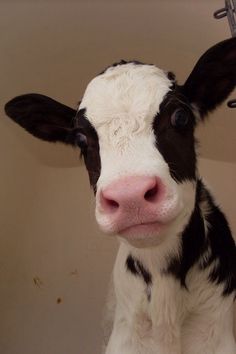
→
(5, 38, 236, 354)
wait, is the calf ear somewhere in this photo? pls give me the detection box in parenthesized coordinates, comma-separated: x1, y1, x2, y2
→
(183, 37, 236, 118)
(4, 94, 78, 144)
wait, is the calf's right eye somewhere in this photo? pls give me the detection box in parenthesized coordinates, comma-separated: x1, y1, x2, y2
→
(171, 109, 189, 128)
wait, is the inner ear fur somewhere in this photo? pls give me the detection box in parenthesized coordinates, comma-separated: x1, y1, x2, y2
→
(5, 93, 78, 144)
(182, 37, 236, 117)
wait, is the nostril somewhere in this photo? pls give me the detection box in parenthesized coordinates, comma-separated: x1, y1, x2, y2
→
(144, 183, 158, 202)
(106, 199, 119, 209)
(100, 191, 120, 213)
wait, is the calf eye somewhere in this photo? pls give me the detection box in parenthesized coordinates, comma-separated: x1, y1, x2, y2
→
(171, 109, 189, 128)
(75, 130, 88, 150)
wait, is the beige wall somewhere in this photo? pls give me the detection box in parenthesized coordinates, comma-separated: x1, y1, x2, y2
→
(1, 1, 235, 353)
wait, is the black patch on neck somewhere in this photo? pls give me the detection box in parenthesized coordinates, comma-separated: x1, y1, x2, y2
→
(72, 108, 101, 192)
(153, 88, 197, 183)
(126, 255, 152, 288)
(166, 180, 236, 296)
(199, 187, 236, 295)
(166, 181, 206, 287)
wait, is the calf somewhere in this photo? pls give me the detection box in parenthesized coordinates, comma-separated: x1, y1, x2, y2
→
(5, 38, 236, 354)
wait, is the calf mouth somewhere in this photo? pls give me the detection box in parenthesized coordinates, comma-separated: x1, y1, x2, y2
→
(118, 221, 163, 239)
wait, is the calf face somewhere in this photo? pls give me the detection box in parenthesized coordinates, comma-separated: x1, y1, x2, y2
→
(5, 38, 236, 248)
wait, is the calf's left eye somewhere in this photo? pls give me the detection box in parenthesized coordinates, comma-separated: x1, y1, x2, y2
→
(171, 109, 189, 128)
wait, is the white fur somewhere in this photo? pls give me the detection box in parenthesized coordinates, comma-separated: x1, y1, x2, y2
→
(80, 63, 171, 140)
(80, 63, 235, 353)
(105, 243, 235, 354)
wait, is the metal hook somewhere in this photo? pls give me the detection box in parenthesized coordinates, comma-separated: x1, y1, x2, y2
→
(227, 99, 236, 108)
(214, 7, 227, 19)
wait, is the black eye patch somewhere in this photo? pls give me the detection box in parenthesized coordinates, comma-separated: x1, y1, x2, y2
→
(152, 91, 197, 183)
(74, 109, 101, 192)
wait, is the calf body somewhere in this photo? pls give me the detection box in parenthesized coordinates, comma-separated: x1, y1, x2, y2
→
(4, 38, 236, 353)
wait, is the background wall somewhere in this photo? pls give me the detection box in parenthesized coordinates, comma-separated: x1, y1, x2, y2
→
(0, 1, 235, 353)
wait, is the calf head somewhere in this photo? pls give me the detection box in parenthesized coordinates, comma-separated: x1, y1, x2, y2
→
(5, 38, 236, 248)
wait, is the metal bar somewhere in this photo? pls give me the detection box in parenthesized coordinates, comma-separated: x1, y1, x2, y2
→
(214, 1, 236, 108)
(214, 0, 236, 37)
(226, 0, 236, 37)
(227, 1, 236, 107)
(233, 0, 236, 36)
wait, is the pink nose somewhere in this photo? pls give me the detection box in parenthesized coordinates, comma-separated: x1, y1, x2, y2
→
(100, 176, 160, 214)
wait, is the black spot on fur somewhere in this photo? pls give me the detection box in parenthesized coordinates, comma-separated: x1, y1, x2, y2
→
(167, 71, 176, 82)
(166, 180, 236, 296)
(199, 187, 236, 295)
(74, 109, 101, 191)
(153, 88, 197, 183)
(126, 255, 152, 287)
(166, 181, 206, 287)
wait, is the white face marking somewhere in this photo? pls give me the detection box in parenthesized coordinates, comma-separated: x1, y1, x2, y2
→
(80, 63, 173, 185)
(79, 63, 196, 247)
(80, 63, 172, 150)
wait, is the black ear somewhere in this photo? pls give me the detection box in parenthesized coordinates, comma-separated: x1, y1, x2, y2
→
(4, 94, 78, 144)
(183, 38, 236, 117)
